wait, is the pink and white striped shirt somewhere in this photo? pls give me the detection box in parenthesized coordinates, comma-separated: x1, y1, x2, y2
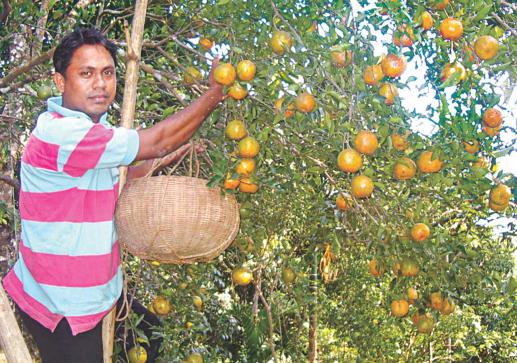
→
(2, 96, 139, 335)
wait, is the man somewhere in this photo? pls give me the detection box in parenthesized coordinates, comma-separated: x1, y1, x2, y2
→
(2, 28, 223, 362)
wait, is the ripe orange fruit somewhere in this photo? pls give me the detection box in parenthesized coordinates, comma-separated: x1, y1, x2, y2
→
(354, 130, 379, 155)
(199, 37, 213, 50)
(441, 62, 466, 83)
(473, 156, 489, 169)
(482, 108, 503, 128)
(363, 64, 384, 86)
(417, 151, 443, 173)
(152, 296, 171, 316)
(430, 292, 444, 311)
(232, 266, 253, 285)
(271, 30, 292, 55)
(238, 136, 260, 158)
(391, 133, 409, 151)
(236, 158, 256, 176)
(483, 124, 502, 137)
(463, 140, 480, 154)
(410, 223, 431, 242)
(192, 295, 203, 311)
(474, 35, 499, 60)
(227, 83, 248, 100)
(440, 298, 455, 315)
(214, 63, 236, 86)
(393, 24, 415, 47)
(368, 259, 384, 277)
(400, 258, 419, 277)
(330, 50, 352, 67)
(239, 178, 259, 193)
(274, 97, 295, 118)
(434, 0, 449, 10)
(440, 18, 463, 41)
(420, 11, 434, 30)
(407, 287, 418, 303)
(224, 175, 240, 190)
(489, 184, 512, 206)
(236, 60, 256, 81)
(337, 148, 363, 173)
(183, 66, 201, 85)
(378, 83, 398, 105)
(186, 353, 204, 363)
(393, 157, 417, 180)
(336, 193, 352, 211)
(381, 54, 407, 78)
(351, 175, 374, 198)
(391, 299, 409, 317)
(225, 119, 248, 140)
(295, 92, 316, 113)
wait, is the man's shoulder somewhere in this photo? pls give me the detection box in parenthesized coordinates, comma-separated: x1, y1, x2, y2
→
(33, 111, 97, 143)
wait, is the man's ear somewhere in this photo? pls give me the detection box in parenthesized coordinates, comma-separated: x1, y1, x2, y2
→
(54, 72, 65, 94)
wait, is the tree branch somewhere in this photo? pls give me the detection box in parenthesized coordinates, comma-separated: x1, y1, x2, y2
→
(0, 0, 11, 24)
(0, 174, 19, 193)
(491, 12, 517, 37)
(0, 48, 55, 89)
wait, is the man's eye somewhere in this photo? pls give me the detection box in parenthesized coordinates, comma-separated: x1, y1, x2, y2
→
(81, 71, 92, 77)
(104, 70, 114, 76)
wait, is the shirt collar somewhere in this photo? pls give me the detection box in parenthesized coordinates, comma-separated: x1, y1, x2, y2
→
(47, 96, 109, 125)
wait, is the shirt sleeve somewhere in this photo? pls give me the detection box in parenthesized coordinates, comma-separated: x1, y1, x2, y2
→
(43, 117, 139, 177)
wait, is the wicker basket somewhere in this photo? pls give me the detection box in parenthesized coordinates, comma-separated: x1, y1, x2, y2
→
(115, 175, 240, 264)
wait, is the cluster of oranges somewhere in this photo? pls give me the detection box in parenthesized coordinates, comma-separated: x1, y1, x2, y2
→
(363, 53, 406, 105)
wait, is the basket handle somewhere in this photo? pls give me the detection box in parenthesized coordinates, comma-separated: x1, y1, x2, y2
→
(144, 140, 203, 178)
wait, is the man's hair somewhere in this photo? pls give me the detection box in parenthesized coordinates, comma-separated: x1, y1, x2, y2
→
(53, 28, 117, 76)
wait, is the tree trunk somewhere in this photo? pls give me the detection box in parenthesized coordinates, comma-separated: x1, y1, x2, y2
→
(0, 283, 33, 362)
(101, 1, 149, 362)
(308, 252, 318, 363)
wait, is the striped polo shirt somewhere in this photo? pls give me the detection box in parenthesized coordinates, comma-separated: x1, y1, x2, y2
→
(2, 96, 139, 335)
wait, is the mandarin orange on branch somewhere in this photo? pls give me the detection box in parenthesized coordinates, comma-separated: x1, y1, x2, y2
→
(225, 119, 247, 140)
(214, 63, 236, 86)
(351, 175, 374, 198)
(295, 92, 316, 113)
(238, 136, 260, 158)
(354, 130, 379, 155)
(482, 108, 503, 128)
(270, 30, 292, 55)
(474, 35, 499, 60)
(236, 60, 256, 81)
(330, 49, 352, 67)
(337, 148, 363, 173)
(363, 64, 384, 86)
(379, 83, 398, 105)
(440, 18, 463, 41)
(381, 54, 407, 78)
(417, 151, 443, 173)
(393, 157, 417, 180)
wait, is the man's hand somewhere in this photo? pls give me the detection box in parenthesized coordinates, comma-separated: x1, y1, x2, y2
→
(207, 56, 224, 102)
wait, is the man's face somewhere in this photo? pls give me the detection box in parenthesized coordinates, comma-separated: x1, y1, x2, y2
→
(54, 44, 116, 123)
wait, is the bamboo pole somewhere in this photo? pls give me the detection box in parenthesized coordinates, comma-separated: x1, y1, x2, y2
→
(0, 283, 33, 362)
(101, 1, 148, 362)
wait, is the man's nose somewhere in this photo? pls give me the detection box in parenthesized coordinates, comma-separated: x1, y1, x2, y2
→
(93, 72, 106, 88)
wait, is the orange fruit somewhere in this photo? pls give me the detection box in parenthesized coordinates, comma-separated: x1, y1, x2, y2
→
(330, 50, 352, 67)
(186, 353, 203, 363)
(236, 158, 256, 176)
(463, 140, 480, 154)
(274, 97, 295, 118)
(213, 63, 236, 86)
(489, 184, 511, 206)
(420, 11, 434, 30)
(337, 148, 363, 173)
(417, 151, 443, 173)
(391, 133, 409, 151)
(152, 296, 171, 316)
(393, 24, 415, 47)
(295, 92, 316, 113)
(441, 62, 466, 83)
(474, 35, 499, 60)
(351, 175, 374, 198)
(408, 287, 418, 303)
(236, 60, 256, 81)
(128, 346, 147, 363)
(400, 258, 419, 277)
(433, 0, 450, 10)
(363, 64, 384, 86)
(440, 18, 463, 41)
(410, 223, 431, 242)
(483, 124, 502, 137)
(417, 315, 435, 334)
(391, 299, 409, 317)
(227, 83, 248, 100)
(430, 292, 444, 311)
(192, 295, 203, 311)
(381, 54, 407, 78)
(239, 178, 259, 193)
(489, 200, 509, 212)
(368, 259, 384, 277)
(224, 175, 240, 190)
(232, 266, 253, 285)
(378, 83, 398, 105)
(393, 157, 417, 180)
(473, 156, 489, 169)
(238, 136, 260, 158)
(440, 299, 455, 315)
(225, 119, 247, 140)
(270, 30, 292, 55)
(183, 66, 201, 85)
(336, 193, 352, 211)
(354, 130, 379, 155)
(281, 266, 296, 284)
(199, 37, 213, 50)
(482, 108, 503, 128)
